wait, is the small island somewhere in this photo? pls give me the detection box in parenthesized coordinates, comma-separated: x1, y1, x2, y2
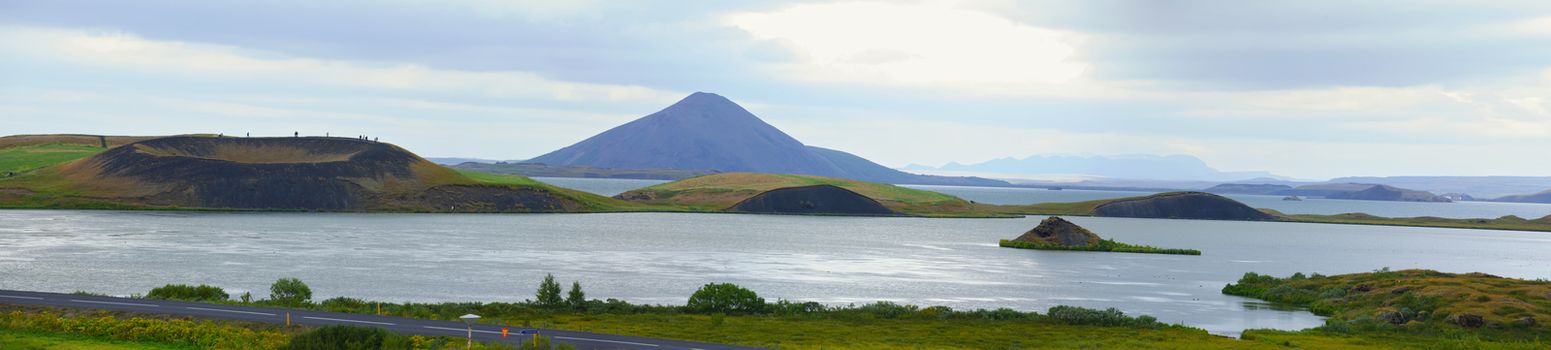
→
(999, 216, 1201, 255)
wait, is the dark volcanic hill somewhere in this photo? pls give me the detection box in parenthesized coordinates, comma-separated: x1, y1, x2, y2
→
(1013, 216, 1100, 246)
(1325, 184, 1450, 202)
(729, 184, 896, 216)
(525, 92, 1006, 186)
(1094, 192, 1275, 220)
(51, 136, 592, 211)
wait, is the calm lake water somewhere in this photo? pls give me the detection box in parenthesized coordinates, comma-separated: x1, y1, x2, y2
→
(4, 207, 1551, 337)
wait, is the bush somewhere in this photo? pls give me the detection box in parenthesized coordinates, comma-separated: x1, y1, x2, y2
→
(1264, 284, 1319, 304)
(566, 281, 585, 311)
(280, 325, 412, 350)
(321, 297, 369, 312)
(687, 283, 766, 315)
(146, 284, 229, 302)
(857, 301, 917, 319)
(536, 274, 563, 308)
(270, 278, 313, 306)
(1046, 306, 1162, 328)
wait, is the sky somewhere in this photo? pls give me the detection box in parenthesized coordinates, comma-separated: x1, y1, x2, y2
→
(2, 0, 1550, 180)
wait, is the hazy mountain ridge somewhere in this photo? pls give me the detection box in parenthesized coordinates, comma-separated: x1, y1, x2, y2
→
(906, 154, 1282, 182)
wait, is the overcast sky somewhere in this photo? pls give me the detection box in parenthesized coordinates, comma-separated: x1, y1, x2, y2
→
(3, 0, 1550, 179)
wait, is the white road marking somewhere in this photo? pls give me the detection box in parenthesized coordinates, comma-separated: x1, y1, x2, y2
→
(555, 336, 661, 347)
(186, 306, 275, 316)
(0, 295, 45, 300)
(421, 326, 502, 334)
(302, 316, 394, 325)
(69, 299, 158, 307)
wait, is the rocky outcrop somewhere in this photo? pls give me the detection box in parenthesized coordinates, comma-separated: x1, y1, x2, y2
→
(1013, 217, 1100, 246)
(1452, 313, 1485, 328)
(1094, 192, 1276, 220)
(728, 185, 895, 215)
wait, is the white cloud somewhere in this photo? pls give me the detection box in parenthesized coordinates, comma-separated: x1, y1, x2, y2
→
(0, 26, 684, 104)
(725, 1, 1090, 94)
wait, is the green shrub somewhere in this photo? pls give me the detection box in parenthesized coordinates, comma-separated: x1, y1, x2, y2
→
(146, 284, 229, 302)
(280, 325, 411, 350)
(1045, 306, 1163, 328)
(1264, 284, 1319, 304)
(687, 283, 766, 315)
(321, 297, 370, 313)
(566, 281, 585, 311)
(270, 278, 313, 306)
(536, 274, 563, 308)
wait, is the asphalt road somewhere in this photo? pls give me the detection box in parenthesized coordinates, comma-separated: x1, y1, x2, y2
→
(0, 289, 763, 350)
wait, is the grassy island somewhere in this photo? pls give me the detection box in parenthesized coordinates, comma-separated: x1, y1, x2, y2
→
(1223, 268, 1550, 346)
(999, 238, 1202, 255)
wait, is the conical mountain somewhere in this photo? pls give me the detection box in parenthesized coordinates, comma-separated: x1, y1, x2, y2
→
(526, 92, 1007, 186)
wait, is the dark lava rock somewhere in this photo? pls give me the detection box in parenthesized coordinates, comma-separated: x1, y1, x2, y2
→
(1354, 284, 1373, 293)
(1391, 286, 1412, 295)
(1093, 192, 1276, 220)
(1453, 313, 1485, 328)
(728, 185, 895, 215)
(1376, 311, 1406, 325)
(1515, 316, 1537, 327)
(1013, 216, 1101, 246)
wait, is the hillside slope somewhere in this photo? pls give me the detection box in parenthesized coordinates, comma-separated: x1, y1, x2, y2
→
(526, 92, 1006, 186)
(0, 135, 637, 212)
(1493, 189, 1551, 204)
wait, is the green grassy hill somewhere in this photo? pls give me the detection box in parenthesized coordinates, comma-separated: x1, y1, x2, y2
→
(614, 172, 995, 217)
(0, 134, 651, 213)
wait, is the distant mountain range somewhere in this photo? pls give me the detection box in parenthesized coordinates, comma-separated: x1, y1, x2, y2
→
(522, 92, 1006, 186)
(1324, 176, 1551, 199)
(904, 154, 1283, 182)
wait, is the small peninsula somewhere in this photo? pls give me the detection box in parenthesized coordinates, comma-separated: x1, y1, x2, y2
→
(999, 216, 1201, 255)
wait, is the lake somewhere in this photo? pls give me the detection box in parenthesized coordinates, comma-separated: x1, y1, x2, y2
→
(4, 207, 1551, 337)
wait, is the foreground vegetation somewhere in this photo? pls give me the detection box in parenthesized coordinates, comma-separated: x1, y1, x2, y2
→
(0, 305, 569, 350)
(999, 238, 1202, 255)
(30, 272, 1548, 349)
(1223, 268, 1549, 348)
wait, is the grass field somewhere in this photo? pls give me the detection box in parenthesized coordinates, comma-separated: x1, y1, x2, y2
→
(0, 329, 194, 350)
(0, 144, 104, 174)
